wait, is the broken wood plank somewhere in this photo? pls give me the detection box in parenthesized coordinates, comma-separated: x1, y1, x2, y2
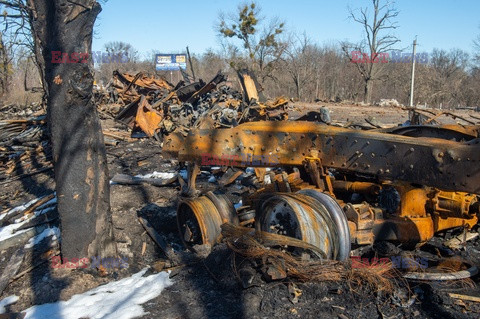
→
(0, 248, 25, 295)
(111, 173, 177, 187)
(138, 217, 175, 259)
(0, 312, 26, 319)
(0, 225, 48, 251)
(12, 248, 60, 281)
(0, 166, 53, 185)
(13, 211, 58, 233)
(102, 130, 135, 142)
(2, 193, 55, 227)
(449, 293, 480, 303)
(21, 194, 55, 217)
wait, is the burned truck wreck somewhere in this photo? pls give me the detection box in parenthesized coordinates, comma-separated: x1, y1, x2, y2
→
(164, 120, 480, 261)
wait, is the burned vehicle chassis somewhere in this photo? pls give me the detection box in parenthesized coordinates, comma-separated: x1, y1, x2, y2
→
(164, 121, 480, 261)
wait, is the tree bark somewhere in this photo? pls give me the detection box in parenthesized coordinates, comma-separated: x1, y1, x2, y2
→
(26, 0, 116, 259)
(364, 78, 373, 104)
(0, 33, 9, 95)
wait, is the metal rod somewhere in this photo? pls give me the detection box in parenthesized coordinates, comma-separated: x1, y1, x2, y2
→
(186, 46, 196, 81)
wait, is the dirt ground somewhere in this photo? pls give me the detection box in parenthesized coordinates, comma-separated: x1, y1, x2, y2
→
(1, 103, 480, 318)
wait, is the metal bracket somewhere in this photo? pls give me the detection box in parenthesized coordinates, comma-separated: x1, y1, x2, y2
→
(303, 157, 334, 195)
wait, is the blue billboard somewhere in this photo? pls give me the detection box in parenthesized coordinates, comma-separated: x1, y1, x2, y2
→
(155, 54, 187, 71)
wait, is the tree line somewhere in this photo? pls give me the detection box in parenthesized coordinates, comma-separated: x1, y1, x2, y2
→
(1, 0, 480, 109)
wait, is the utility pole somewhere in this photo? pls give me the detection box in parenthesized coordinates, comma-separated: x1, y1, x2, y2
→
(409, 37, 417, 107)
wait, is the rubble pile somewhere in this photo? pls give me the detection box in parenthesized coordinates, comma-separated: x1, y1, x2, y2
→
(2, 71, 480, 318)
(95, 70, 290, 140)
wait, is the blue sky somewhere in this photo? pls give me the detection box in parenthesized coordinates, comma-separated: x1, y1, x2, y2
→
(92, 0, 480, 59)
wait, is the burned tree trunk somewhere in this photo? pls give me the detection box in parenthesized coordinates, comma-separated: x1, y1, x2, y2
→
(27, 0, 116, 258)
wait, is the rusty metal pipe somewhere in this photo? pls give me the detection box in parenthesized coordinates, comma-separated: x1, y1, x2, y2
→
(332, 181, 381, 195)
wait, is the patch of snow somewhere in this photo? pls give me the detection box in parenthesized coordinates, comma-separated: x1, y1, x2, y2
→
(134, 171, 176, 180)
(0, 196, 57, 244)
(0, 295, 19, 314)
(245, 167, 255, 174)
(24, 227, 60, 249)
(208, 176, 217, 183)
(23, 268, 173, 319)
(0, 220, 31, 242)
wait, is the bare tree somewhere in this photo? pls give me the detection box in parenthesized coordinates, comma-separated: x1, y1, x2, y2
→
(95, 42, 141, 86)
(283, 33, 317, 100)
(217, 2, 287, 85)
(0, 31, 12, 94)
(0, 0, 35, 95)
(104, 41, 138, 63)
(26, 0, 116, 259)
(429, 48, 469, 107)
(474, 26, 480, 67)
(341, 0, 400, 104)
(195, 49, 228, 81)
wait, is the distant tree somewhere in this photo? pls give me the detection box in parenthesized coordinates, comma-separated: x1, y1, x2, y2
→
(341, 0, 400, 104)
(217, 2, 287, 85)
(104, 41, 138, 63)
(94, 42, 140, 86)
(0, 31, 13, 94)
(474, 27, 480, 67)
(0, 0, 34, 95)
(196, 49, 228, 82)
(283, 33, 319, 100)
(429, 48, 469, 107)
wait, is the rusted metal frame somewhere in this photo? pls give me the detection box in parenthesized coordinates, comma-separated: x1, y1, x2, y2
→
(345, 184, 478, 243)
(185, 72, 226, 104)
(403, 107, 477, 125)
(121, 72, 143, 95)
(115, 96, 141, 128)
(332, 181, 380, 195)
(303, 157, 334, 196)
(134, 96, 163, 137)
(377, 125, 479, 141)
(430, 112, 476, 125)
(164, 121, 480, 194)
(304, 157, 324, 190)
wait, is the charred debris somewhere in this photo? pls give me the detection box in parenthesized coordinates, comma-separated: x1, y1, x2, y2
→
(2, 69, 480, 292)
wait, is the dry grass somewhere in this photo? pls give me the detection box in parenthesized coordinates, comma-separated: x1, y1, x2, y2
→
(221, 223, 398, 293)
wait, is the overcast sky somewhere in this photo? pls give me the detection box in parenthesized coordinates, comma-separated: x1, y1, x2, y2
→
(92, 0, 480, 60)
